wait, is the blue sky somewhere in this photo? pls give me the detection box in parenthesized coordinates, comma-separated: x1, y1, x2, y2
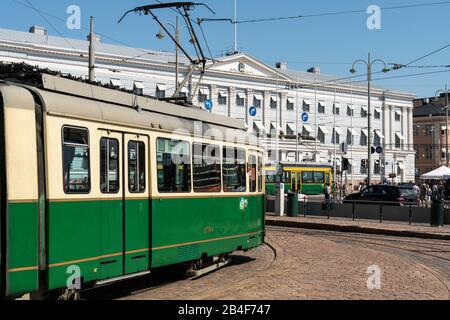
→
(2, 0, 450, 97)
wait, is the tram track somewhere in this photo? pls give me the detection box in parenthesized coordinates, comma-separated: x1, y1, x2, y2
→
(267, 226, 450, 299)
(190, 238, 282, 300)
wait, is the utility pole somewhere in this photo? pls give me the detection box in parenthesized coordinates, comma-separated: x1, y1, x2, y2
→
(351, 53, 389, 185)
(175, 15, 179, 92)
(234, 0, 238, 53)
(88, 16, 96, 82)
(435, 84, 450, 166)
(333, 81, 337, 185)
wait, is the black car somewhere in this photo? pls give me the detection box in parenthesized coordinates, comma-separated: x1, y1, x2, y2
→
(343, 185, 419, 206)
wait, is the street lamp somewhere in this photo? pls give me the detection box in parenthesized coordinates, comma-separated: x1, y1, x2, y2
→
(434, 85, 450, 167)
(156, 16, 192, 93)
(350, 53, 390, 186)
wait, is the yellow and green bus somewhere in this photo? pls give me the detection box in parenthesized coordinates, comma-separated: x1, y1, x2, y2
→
(265, 162, 333, 195)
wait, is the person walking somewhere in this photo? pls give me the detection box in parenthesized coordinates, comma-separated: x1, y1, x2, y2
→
(324, 183, 332, 210)
(419, 183, 427, 207)
(426, 184, 432, 207)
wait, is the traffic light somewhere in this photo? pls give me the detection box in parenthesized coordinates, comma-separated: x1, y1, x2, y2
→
(361, 159, 367, 168)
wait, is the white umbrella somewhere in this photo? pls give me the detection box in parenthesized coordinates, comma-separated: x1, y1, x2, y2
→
(420, 166, 450, 180)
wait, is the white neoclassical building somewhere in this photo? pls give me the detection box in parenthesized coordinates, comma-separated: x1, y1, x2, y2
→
(0, 26, 416, 186)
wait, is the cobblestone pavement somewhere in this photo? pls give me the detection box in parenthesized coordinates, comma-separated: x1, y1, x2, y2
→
(109, 228, 450, 300)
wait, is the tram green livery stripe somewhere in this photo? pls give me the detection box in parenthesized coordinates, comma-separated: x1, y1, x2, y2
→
(43, 195, 264, 290)
(6, 201, 39, 296)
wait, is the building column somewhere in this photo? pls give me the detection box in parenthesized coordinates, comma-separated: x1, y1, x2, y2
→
(263, 91, 271, 130)
(228, 87, 236, 118)
(246, 89, 253, 126)
(210, 84, 217, 114)
(408, 107, 413, 151)
(280, 92, 287, 134)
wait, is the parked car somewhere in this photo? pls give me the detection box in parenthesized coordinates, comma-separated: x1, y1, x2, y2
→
(283, 191, 308, 203)
(298, 192, 308, 203)
(343, 185, 419, 206)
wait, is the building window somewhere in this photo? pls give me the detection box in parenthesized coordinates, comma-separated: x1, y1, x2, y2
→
(128, 141, 146, 193)
(270, 95, 278, 109)
(425, 145, 432, 159)
(347, 129, 355, 145)
(333, 103, 340, 115)
(360, 130, 368, 146)
(156, 83, 166, 99)
(347, 105, 354, 116)
(223, 147, 246, 192)
(236, 92, 246, 106)
(318, 129, 326, 143)
(318, 101, 326, 114)
(286, 122, 295, 136)
(62, 126, 90, 194)
(133, 81, 144, 95)
(374, 108, 381, 119)
(286, 98, 294, 110)
(395, 109, 402, 121)
(361, 106, 368, 118)
(303, 100, 311, 112)
(100, 138, 119, 194)
(218, 90, 228, 105)
(253, 94, 262, 108)
(332, 129, 340, 144)
(374, 160, 381, 174)
(193, 143, 221, 193)
(360, 161, 367, 175)
(395, 136, 401, 149)
(156, 138, 191, 193)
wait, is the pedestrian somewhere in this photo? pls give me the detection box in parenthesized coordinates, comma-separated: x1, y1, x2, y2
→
(419, 184, 427, 207)
(413, 182, 420, 203)
(426, 184, 432, 207)
(324, 183, 332, 209)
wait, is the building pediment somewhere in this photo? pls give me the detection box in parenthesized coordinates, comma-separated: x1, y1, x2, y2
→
(208, 53, 289, 80)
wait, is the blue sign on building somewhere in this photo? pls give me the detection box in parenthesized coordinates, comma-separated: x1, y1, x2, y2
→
(204, 99, 213, 111)
(301, 112, 309, 122)
(376, 146, 383, 154)
(249, 106, 257, 117)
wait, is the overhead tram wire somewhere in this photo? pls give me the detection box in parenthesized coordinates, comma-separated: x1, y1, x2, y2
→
(10, 0, 179, 62)
(232, 1, 450, 24)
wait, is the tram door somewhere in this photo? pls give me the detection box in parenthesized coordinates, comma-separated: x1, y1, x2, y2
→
(99, 132, 124, 279)
(98, 132, 150, 279)
(123, 133, 150, 275)
(290, 172, 301, 192)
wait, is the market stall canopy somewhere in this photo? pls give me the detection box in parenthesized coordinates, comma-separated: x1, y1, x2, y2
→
(420, 166, 450, 180)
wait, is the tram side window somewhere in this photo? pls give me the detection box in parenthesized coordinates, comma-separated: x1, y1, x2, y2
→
(302, 171, 314, 184)
(100, 138, 119, 193)
(314, 172, 325, 183)
(193, 143, 221, 192)
(283, 171, 291, 183)
(157, 138, 191, 193)
(128, 141, 146, 193)
(248, 155, 257, 193)
(223, 147, 246, 192)
(257, 156, 263, 192)
(62, 126, 90, 194)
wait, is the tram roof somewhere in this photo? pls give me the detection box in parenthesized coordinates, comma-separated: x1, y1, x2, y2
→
(0, 64, 259, 146)
(267, 162, 333, 169)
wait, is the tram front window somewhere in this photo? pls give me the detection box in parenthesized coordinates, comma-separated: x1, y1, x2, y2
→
(62, 126, 90, 194)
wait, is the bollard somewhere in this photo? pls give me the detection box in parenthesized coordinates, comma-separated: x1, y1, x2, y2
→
(352, 201, 355, 221)
(431, 199, 444, 227)
(379, 203, 383, 223)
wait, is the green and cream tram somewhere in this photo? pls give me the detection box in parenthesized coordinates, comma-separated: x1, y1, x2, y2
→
(0, 65, 265, 299)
